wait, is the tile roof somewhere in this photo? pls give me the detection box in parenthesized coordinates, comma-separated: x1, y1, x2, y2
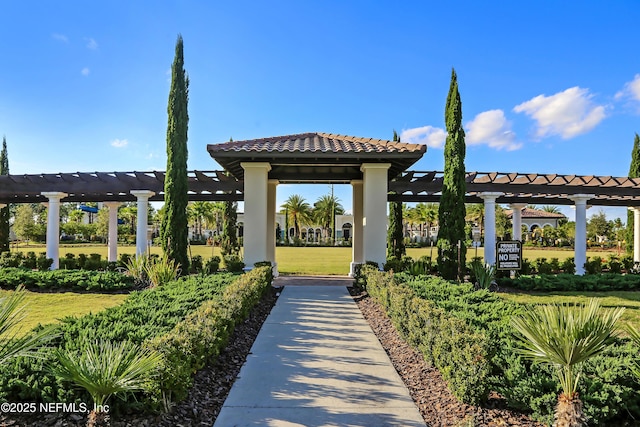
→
(504, 208, 566, 219)
(208, 132, 426, 154)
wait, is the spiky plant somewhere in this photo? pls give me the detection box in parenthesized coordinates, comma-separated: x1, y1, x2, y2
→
(145, 256, 180, 287)
(511, 299, 624, 427)
(470, 260, 496, 290)
(52, 339, 161, 427)
(627, 324, 640, 381)
(123, 255, 150, 288)
(0, 286, 57, 365)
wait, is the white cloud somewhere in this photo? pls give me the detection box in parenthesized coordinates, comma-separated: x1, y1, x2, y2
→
(513, 87, 606, 139)
(52, 33, 68, 43)
(615, 74, 640, 102)
(110, 139, 129, 148)
(81, 67, 90, 76)
(400, 126, 446, 149)
(466, 109, 522, 151)
(85, 37, 98, 50)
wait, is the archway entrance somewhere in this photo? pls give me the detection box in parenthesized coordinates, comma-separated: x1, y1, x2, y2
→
(208, 132, 426, 275)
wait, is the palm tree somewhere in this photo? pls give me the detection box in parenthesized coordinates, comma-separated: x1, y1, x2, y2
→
(466, 203, 485, 241)
(53, 339, 161, 427)
(1, 286, 57, 366)
(281, 195, 312, 239)
(313, 194, 344, 239)
(511, 299, 624, 427)
(188, 201, 215, 240)
(410, 203, 438, 241)
(542, 205, 562, 214)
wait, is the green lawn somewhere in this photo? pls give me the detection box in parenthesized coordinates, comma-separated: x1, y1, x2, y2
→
(500, 291, 640, 331)
(1, 289, 128, 337)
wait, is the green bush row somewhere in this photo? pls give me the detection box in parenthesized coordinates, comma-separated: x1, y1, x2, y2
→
(0, 273, 238, 412)
(498, 273, 640, 292)
(361, 266, 491, 404)
(0, 251, 53, 270)
(0, 267, 135, 292)
(146, 266, 273, 408)
(359, 269, 640, 425)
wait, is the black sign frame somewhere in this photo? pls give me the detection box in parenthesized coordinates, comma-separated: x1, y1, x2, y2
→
(496, 241, 522, 270)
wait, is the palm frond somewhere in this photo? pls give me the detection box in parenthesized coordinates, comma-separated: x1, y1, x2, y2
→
(53, 339, 161, 408)
(511, 299, 624, 394)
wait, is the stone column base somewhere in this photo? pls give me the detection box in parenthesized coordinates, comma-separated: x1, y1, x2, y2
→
(349, 262, 363, 278)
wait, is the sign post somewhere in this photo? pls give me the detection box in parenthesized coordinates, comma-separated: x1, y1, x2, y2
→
(496, 241, 522, 272)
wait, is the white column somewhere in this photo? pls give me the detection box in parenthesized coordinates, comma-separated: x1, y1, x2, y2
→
(631, 207, 640, 263)
(241, 163, 271, 269)
(479, 192, 503, 265)
(510, 203, 527, 242)
(267, 179, 278, 277)
(569, 194, 594, 275)
(361, 163, 391, 269)
(104, 202, 121, 262)
(41, 192, 67, 270)
(350, 180, 364, 277)
(130, 190, 155, 257)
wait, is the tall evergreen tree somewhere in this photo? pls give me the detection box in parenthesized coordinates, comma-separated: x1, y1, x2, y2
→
(387, 130, 405, 259)
(627, 133, 640, 255)
(0, 137, 9, 253)
(221, 200, 240, 257)
(160, 35, 189, 273)
(437, 69, 467, 281)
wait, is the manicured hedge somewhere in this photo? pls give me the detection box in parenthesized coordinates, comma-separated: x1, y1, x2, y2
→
(362, 267, 491, 404)
(497, 273, 640, 292)
(0, 272, 239, 412)
(146, 266, 273, 407)
(0, 267, 135, 292)
(359, 268, 640, 425)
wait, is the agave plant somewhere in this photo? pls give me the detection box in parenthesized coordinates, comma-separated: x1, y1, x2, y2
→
(511, 299, 624, 427)
(52, 339, 161, 427)
(0, 286, 57, 366)
(144, 256, 180, 287)
(123, 255, 150, 287)
(470, 260, 496, 290)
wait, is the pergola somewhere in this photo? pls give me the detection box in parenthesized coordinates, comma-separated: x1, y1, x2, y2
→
(2, 131, 640, 275)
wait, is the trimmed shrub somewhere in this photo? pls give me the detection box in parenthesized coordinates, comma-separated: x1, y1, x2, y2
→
(497, 273, 640, 292)
(146, 266, 272, 409)
(0, 268, 135, 292)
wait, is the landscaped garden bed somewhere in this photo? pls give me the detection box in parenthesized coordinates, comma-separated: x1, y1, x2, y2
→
(0, 266, 274, 426)
(356, 266, 640, 426)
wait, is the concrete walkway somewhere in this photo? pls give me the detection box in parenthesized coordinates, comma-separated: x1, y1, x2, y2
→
(213, 278, 426, 427)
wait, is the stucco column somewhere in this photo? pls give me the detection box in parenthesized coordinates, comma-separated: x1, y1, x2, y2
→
(241, 162, 271, 269)
(361, 163, 391, 269)
(350, 180, 364, 277)
(630, 207, 640, 263)
(479, 192, 503, 265)
(267, 179, 279, 277)
(130, 190, 155, 256)
(569, 194, 594, 275)
(104, 202, 121, 262)
(41, 192, 67, 269)
(510, 203, 527, 242)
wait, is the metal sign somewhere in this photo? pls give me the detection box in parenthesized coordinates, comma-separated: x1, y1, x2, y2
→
(496, 241, 522, 270)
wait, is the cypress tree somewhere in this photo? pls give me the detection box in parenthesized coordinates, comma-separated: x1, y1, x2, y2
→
(627, 132, 640, 255)
(0, 137, 9, 253)
(437, 68, 467, 280)
(221, 200, 240, 257)
(161, 35, 189, 273)
(387, 130, 405, 259)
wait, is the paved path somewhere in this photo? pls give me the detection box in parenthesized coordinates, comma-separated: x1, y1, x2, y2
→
(213, 277, 426, 427)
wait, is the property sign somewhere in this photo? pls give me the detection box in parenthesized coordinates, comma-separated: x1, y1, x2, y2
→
(496, 241, 522, 270)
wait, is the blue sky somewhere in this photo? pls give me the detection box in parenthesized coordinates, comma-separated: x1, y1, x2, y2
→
(1, 1, 639, 220)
